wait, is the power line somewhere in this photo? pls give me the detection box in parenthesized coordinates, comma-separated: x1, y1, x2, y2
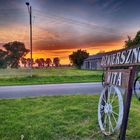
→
(33, 9, 118, 34)
(0, 8, 121, 46)
(0, 8, 118, 35)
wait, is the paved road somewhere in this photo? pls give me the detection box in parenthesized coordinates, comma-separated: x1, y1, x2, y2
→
(0, 82, 103, 99)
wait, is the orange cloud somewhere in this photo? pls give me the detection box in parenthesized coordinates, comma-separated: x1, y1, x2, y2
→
(26, 38, 124, 64)
(0, 19, 125, 64)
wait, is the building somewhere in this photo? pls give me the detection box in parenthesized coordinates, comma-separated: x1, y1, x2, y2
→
(81, 53, 104, 70)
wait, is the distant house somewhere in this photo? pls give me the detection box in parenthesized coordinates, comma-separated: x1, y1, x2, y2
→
(81, 53, 104, 70)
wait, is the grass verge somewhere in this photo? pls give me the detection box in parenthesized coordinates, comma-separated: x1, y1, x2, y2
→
(0, 75, 101, 86)
(0, 68, 102, 86)
(0, 95, 140, 140)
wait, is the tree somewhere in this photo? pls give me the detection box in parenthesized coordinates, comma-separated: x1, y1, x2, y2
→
(124, 36, 133, 48)
(26, 58, 34, 68)
(0, 49, 7, 68)
(21, 58, 27, 68)
(40, 58, 45, 67)
(53, 57, 60, 67)
(35, 58, 45, 68)
(125, 31, 140, 74)
(46, 58, 52, 67)
(69, 49, 89, 68)
(125, 31, 140, 48)
(3, 41, 29, 68)
(35, 59, 41, 68)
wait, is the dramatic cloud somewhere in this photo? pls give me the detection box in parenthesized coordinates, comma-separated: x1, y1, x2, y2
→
(33, 32, 123, 51)
(0, 0, 140, 64)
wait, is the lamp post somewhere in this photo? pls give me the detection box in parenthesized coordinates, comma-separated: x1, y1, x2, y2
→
(26, 2, 33, 77)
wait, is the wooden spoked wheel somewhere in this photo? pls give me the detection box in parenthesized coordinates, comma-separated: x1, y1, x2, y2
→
(98, 86, 123, 135)
(101, 72, 105, 87)
(134, 76, 140, 101)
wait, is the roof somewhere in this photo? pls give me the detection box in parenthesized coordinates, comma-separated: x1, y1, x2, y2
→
(85, 53, 105, 61)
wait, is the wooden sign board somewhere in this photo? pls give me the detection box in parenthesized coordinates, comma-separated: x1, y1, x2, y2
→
(99, 44, 140, 140)
(104, 69, 131, 89)
(101, 45, 140, 67)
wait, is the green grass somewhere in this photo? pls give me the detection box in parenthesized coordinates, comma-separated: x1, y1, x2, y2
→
(0, 95, 140, 140)
(0, 68, 102, 86)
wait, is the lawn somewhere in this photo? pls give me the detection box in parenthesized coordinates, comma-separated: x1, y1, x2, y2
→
(0, 68, 102, 86)
(0, 94, 140, 140)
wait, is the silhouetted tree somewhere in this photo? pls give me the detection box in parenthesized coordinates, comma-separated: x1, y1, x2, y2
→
(35, 58, 45, 68)
(46, 58, 52, 67)
(53, 57, 60, 67)
(3, 41, 29, 68)
(69, 49, 89, 69)
(125, 31, 140, 73)
(21, 58, 27, 68)
(0, 49, 7, 68)
(35, 59, 41, 68)
(40, 58, 45, 67)
(26, 58, 34, 68)
(125, 31, 140, 48)
(124, 36, 133, 48)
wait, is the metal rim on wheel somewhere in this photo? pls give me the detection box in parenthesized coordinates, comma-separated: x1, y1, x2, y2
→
(134, 76, 140, 101)
(101, 72, 105, 87)
(98, 85, 123, 135)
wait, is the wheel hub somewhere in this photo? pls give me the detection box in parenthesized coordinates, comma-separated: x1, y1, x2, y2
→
(104, 103, 112, 114)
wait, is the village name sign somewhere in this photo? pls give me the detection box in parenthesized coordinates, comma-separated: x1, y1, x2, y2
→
(104, 69, 131, 88)
(98, 45, 140, 140)
(101, 45, 140, 67)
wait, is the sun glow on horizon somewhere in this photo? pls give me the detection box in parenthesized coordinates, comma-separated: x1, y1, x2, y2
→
(25, 39, 124, 64)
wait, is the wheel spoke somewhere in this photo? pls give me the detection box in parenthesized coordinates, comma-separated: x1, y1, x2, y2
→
(112, 111, 119, 116)
(111, 93, 117, 104)
(100, 108, 104, 114)
(108, 115, 114, 132)
(111, 113, 117, 124)
(104, 114, 107, 128)
(101, 111, 104, 119)
(107, 87, 111, 103)
(102, 96, 107, 103)
(108, 115, 111, 133)
(100, 105, 104, 114)
(111, 92, 115, 101)
(103, 92, 107, 103)
(113, 105, 119, 109)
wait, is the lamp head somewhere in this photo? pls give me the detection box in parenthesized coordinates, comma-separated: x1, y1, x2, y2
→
(26, 2, 30, 6)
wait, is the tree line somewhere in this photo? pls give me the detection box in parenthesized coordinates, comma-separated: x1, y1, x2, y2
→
(1, 31, 140, 69)
(0, 40, 90, 69)
(0, 41, 60, 68)
(21, 57, 60, 68)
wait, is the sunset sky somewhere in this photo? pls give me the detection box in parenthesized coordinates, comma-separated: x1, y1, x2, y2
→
(0, 0, 140, 64)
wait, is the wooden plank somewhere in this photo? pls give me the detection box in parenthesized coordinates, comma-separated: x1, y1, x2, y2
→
(101, 44, 140, 67)
(104, 69, 131, 89)
(119, 66, 136, 140)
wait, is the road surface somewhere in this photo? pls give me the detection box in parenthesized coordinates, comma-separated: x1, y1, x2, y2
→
(0, 82, 103, 99)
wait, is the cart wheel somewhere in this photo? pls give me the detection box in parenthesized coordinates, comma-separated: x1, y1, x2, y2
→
(98, 86, 123, 135)
(102, 72, 105, 87)
(134, 76, 140, 101)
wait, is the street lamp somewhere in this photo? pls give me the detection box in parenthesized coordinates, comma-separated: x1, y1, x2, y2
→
(26, 2, 33, 77)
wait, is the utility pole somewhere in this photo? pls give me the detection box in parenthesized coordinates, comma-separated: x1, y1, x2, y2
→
(26, 2, 33, 77)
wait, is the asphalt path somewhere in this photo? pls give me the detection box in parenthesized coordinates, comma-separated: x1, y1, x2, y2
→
(0, 82, 103, 99)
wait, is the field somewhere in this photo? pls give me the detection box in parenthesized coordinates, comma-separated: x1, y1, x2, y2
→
(0, 94, 140, 140)
(0, 68, 102, 86)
